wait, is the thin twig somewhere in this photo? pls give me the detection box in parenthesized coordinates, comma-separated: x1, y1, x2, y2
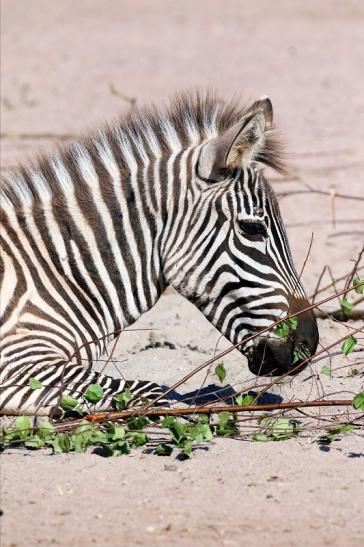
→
(278, 188, 364, 202)
(310, 266, 364, 300)
(0, 132, 78, 141)
(52, 399, 354, 431)
(345, 245, 364, 290)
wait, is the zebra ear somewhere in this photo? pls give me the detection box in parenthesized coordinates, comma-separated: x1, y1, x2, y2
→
(197, 97, 273, 182)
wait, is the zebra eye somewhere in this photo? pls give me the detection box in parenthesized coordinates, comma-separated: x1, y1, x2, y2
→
(238, 220, 268, 238)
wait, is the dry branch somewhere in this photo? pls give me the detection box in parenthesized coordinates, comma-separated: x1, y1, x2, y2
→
(0, 132, 78, 141)
(53, 399, 354, 432)
(277, 187, 364, 202)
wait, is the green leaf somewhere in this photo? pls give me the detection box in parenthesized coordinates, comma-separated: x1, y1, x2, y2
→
(113, 440, 130, 456)
(162, 416, 175, 428)
(319, 424, 353, 444)
(275, 322, 289, 338)
(38, 420, 55, 439)
(52, 433, 72, 453)
(155, 443, 173, 456)
(288, 316, 298, 331)
(70, 434, 88, 453)
(167, 420, 188, 445)
(216, 412, 239, 436)
(128, 432, 149, 447)
(352, 392, 364, 410)
(127, 416, 149, 430)
(28, 378, 43, 390)
(188, 422, 214, 442)
(259, 417, 298, 440)
(15, 416, 31, 438)
(340, 297, 353, 318)
(320, 365, 331, 377)
(182, 439, 193, 457)
(89, 429, 108, 444)
(84, 384, 104, 404)
(2, 428, 19, 443)
(215, 362, 227, 384)
(353, 278, 364, 295)
(59, 394, 80, 412)
(235, 394, 255, 406)
(99, 440, 130, 457)
(74, 420, 94, 435)
(24, 436, 44, 449)
(112, 388, 133, 410)
(251, 433, 268, 442)
(293, 345, 311, 364)
(275, 316, 298, 338)
(106, 423, 126, 441)
(341, 336, 357, 356)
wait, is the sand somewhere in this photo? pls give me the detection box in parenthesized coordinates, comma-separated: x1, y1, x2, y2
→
(1, 1, 364, 545)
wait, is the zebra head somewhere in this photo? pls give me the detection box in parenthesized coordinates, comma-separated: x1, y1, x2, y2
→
(165, 97, 319, 376)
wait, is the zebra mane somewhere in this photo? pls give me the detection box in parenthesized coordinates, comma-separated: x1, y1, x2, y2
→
(0, 91, 286, 208)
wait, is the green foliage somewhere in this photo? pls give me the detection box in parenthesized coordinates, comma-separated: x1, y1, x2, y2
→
(340, 297, 353, 318)
(38, 420, 55, 438)
(318, 424, 353, 444)
(215, 362, 226, 384)
(2, 384, 362, 456)
(161, 415, 215, 456)
(155, 443, 173, 456)
(341, 336, 357, 356)
(288, 316, 298, 331)
(353, 278, 364, 294)
(235, 394, 255, 406)
(106, 423, 126, 441)
(258, 417, 298, 441)
(112, 388, 133, 410)
(275, 322, 289, 338)
(275, 316, 298, 338)
(127, 416, 149, 430)
(251, 433, 268, 442)
(59, 394, 82, 415)
(128, 432, 149, 447)
(216, 412, 239, 436)
(53, 433, 73, 453)
(25, 436, 45, 449)
(15, 416, 31, 438)
(84, 384, 104, 404)
(28, 378, 43, 390)
(293, 345, 311, 364)
(352, 392, 364, 410)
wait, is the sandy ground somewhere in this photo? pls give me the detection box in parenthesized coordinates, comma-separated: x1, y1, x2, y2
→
(1, 1, 364, 546)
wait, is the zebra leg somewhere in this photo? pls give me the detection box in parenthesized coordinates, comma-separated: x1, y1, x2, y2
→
(0, 362, 169, 416)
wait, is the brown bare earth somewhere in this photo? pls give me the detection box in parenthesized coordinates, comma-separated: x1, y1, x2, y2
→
(1, 1, 364, 546)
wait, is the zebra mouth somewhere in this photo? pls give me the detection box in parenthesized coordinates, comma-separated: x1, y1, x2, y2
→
(245, 337, 308, 376)
(243, 307, 319, 376)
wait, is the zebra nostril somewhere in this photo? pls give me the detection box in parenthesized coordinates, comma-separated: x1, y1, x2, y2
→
(297, 314, 319, 356)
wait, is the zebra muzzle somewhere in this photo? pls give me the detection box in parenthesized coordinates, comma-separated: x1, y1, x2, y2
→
(247, 308, 319, 376)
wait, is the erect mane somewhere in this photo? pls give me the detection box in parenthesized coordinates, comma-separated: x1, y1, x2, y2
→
(0, 91, 286, 208)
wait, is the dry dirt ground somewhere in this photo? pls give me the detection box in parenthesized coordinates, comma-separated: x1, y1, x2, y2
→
(1, 1, 364, 546)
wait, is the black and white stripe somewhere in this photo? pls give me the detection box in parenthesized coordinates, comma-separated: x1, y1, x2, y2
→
(0, 92, 311, 415)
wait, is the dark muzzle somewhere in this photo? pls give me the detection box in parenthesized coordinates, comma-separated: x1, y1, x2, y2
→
(247, 306, 319, 376)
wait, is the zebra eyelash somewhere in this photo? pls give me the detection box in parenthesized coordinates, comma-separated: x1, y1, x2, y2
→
(237, 218, 268, 239)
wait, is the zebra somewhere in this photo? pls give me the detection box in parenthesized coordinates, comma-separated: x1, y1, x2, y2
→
(0, 92, 319, 416)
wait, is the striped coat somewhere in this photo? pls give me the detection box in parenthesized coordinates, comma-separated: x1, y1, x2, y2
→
(0, 93, 318, 415)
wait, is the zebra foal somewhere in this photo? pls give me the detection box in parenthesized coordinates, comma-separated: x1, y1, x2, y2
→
(0, 92, 318, 416)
